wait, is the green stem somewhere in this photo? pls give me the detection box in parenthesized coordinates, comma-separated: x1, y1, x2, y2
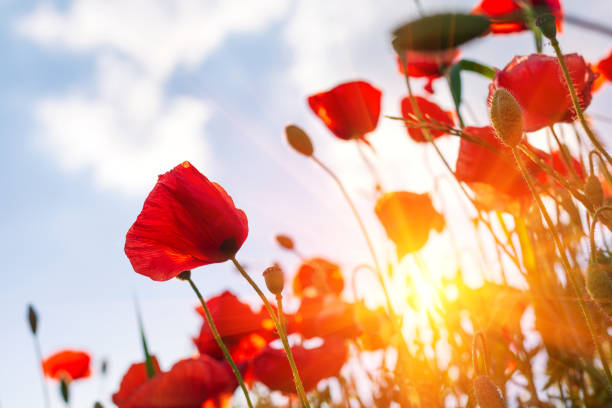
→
(33, 334, 50, 408)
(185, 277, 254, 408)
(550, 38, 612, 166)
(230, 258, 311, 408)
(511, 147, 612, 394)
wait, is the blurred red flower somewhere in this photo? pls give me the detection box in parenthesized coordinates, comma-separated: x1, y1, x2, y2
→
(292, 257, 344, 298)
(489, 54, 594, 132)
(125, 161, 248, 281)
(401, 96, 454, 142)
(252, 337, 347, 394)
(292, 296, 362, 340)
(455, 126, 544, 209)
(375, 192, 445, 258)
(537, 150, 585, 184)
(472, 0, 562, 34)
(355, 303, 394, 351)
(194, 291, 273, 361)
(42, 350, 91, 381)
(397, 49, 460, 93)
(113, 356, 236, 408)
(112, 357, 162, 407)
(593, 50, 612, 91)
(308, 81, 381, 141)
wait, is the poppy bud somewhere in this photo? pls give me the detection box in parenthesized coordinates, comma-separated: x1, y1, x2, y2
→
(473, 375, 505, 408)
(585, 175, 604, 209)
(176, 270, 192, 281)
(263, 264, 285, 295)
(586, 261, 612, 317)
(536, 14, 557, 41)
(285, 125, 314, 157)
(27, 304, 38, 335)
(275, 234, 294, 250)
(60, 377, 70, 404)
(94, 402, 104, 408)
(490, 88, 523, 147)
(100, 359, 108, 376)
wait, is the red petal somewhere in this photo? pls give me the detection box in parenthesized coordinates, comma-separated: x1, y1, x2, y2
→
(472, 0, 563, 34)
(42, 350, 91, 381)
(112, 357, 162, 407)
(292, 258, 344, 298)
(308, 81, 381, 141)
(400, 96, 453, 143)
(125, 161, 248, 281)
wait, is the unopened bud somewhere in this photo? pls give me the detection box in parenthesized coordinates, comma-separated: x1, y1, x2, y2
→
(585, 175, 604, 209)
(586, 261, 612, 317)
(285, 125, 314, 157)
(27, 304, 38, 335)
(490, 89, 523, 147)
(536, 13, 557, 40)
(176, 270, 192, 281)
(275, 234, 295, 250)
(94, 402, 104, 408)
(60, 377, 70, 404)
(263, 264, 285, 295)
(473, 375, 505, 408)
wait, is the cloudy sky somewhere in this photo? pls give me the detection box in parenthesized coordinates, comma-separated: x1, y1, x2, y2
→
(1, 0, 611, 406)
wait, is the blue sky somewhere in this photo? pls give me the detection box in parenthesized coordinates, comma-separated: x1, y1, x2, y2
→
(1, 0, 612, 406)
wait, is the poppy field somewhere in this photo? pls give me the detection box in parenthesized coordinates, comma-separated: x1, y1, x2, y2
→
(17, 0, 612, 407)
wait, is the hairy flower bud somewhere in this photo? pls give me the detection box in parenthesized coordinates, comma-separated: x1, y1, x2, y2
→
(490, 88, 523, 147)
(263, 264, 285, 295)
(585, 175, 604, 209)
(275, 234, 295, 250)
(536, 13, 557, 41)
(473, 375, 505, 408)
(586, 261, 612, 317)
(285, 125, 314, 157)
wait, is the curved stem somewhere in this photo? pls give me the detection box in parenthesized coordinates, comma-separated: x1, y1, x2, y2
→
(184, 277, 254, 408)
(230, 258, 311, 408)
(511, 147, 612, 394)
(589, 206, 612, 261)
(472, 332, 489, 376)
(550, 38, 612, 166)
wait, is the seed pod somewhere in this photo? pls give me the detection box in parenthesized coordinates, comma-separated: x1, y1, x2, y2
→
(27, 304, 38, 335)
(490, 89, 523, 147)
(263, 264, 285, 295)
(285, 125, 314, 157)
(275, 234, 294, 250)
(176, 270, 192, 281)
(585, 175, 604, 209)
(473, 375, 505, 408)
(536, 13, 557, 40)
(586, 262, 612, 317)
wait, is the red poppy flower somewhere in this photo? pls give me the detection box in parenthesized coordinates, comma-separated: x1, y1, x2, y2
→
(472, 0, 562, 34)
(307, 81, 381, 141)
(112, 357, 162, 407)
(252, 337, 347, 394)
(125, 161, 248, 281)
(455, 126, 545, 210)
(375, 192, 445, 258)
(113, 355, 237, 408)
(292, 296, 362, 340)
(194, 291, 273, 361)
(488, 54, 595, 132)
(42, 350, 91, 381)
(537, 150, 585, 184)
(400, 96, 454, 143)
(292, 258, 344, 298)
(593, 50, 612, 91)
(397, 49, 460, 93)
(355, 303, 394, 351)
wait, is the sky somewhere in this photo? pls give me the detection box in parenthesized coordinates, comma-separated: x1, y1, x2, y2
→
(1, 0, 612, 406)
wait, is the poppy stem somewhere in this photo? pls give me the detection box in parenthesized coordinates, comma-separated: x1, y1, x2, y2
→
(511, 147, 612, 395)
(355, 140, 384, 194)
(549, 38, 612, 167)
(230, 257, 311, 408)
(183, 276, 254, 408)
(32, 333, 51, 408)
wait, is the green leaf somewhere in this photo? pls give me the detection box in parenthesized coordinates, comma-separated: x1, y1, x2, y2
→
(448, 59, 496, 113)
(392, 13, 490, 53)
(134, 296, 157, 379)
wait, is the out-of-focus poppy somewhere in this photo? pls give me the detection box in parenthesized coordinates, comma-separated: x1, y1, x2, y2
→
(355, 303, 394, 351)
(252, 337, 347, 394)
(536, 150, 585, 184)
(455, 126, 544, 210)
(112, 357, 162, 407)
(488, 54, 595, 132)
(397, 49, 460, 93)
(307, 81, 381, 142)
(193, 291, 273, 361)
(375, 192, 445, 258)
(113, 355, 237, 408)
(292, 258, 344, 298)
(42, 350, 91, 381)
(401, 96, 454, 142)
(593, 50, 612, 91)
(125, 161, 248, 282)
(292, 296, 362, 340)
(472, 0, 562, 34)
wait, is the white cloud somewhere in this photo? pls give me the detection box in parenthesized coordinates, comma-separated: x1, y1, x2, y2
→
(15, 0, 288, 194)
